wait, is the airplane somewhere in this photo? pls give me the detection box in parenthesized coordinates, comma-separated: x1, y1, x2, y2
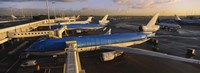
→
(157, 18, 181, 30)
(175, 15, 200, 25)
(0, 15, 31, 23)
(51, 23, 107, 33)
(26, 13, 160, 57)
(51, 15, 110, 33)
(11, 14, 32, 21)
(0, 20, 10, 23)
(54, 15, 80, 23)
(25, 13, 200, 64)
(70, 15, 80, 20)
(59, 16, 93, 25)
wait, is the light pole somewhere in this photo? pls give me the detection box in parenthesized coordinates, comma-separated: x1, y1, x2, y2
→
(10, 7, 14, 21)
(62, 8, 65, 18)
(45, 0, 51, 29)
(21, 8, 25, 18)
(52, 2, 56, 18)
(30, 11, 33, 18)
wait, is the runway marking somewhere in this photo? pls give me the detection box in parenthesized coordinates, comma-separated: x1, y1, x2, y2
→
(8, 41, 29, 55)
(0, 57, 7, 63)
(5, 58, 20, 73)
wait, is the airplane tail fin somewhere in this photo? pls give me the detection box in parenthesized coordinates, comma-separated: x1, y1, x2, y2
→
(102, 14, 109, 21)
(139, 13, 160, 33)
(104, 28, 111, 35)
(103, 27, 107, 31)
(175, 15, 181, 20)
(146, 13, 159, 26)
(76, 15, 80, 19)
(99, 14, 110, 25)
(86, 17, 93, 22)
(11, 14, 17, 19)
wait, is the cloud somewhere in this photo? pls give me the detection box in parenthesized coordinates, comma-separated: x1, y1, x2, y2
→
(113, 0, 178, 8)
(0, 0, 87, 2)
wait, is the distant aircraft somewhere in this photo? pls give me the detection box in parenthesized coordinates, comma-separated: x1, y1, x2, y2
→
(0, 20, 10, 23)
(52, 15, 110, 33)
(60, 16, 93, 25)
(157, 18, 181, 30)
(158, 23, 181, 30)
(11, 14, 32, 21)
(51, 23, 107, 33)
(175, 15, 200, 25)
(26, 13, 200, 64)
(68, 15, 80, 20)
(54, 15, 80, 22)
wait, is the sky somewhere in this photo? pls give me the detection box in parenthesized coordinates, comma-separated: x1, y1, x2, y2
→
(0, 0, 200, 16)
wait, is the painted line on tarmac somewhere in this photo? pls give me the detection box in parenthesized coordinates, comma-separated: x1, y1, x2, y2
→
(8, 41, 29, 55)
(0, 57, 7, 63)
(5, 58, 20, 73)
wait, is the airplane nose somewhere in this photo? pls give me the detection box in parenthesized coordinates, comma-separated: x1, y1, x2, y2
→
(25, 48, 32, 52)
(25, 48, 38, 52)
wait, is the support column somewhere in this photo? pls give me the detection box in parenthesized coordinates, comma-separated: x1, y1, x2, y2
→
(64, 41, 85, 73)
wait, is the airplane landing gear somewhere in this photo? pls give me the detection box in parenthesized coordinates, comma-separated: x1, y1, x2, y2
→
(186, 48, 196, 58)
(1, 44, 5, 50)
(148, 39, 159, 51)
(152, 46, 159, 51)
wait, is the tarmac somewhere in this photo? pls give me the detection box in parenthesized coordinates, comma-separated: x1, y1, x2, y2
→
(0, 16, 200, 73)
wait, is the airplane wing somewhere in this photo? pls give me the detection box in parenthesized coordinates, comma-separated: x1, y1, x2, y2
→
(100, 46, 200, 64)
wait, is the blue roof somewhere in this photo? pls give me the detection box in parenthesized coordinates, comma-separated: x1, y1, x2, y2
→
(51, 24, 105, 30)
(26, 33, 148, 52)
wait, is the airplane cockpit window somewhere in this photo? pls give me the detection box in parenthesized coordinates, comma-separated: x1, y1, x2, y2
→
(30, 46, 36, 49)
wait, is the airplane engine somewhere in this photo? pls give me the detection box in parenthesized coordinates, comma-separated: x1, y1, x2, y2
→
(101, 51, 123, 61)
(139, 25, 160, 32)
(76, 30, 82, 33)
(102, 51, 115, 61)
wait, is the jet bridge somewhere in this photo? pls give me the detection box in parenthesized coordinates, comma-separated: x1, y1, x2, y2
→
(8, 26, 68, 38)
(0, 19, 55, 44)
(64, 41, 85, 73)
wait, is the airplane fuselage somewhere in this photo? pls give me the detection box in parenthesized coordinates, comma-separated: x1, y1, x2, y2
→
(158, 23, 181, 29)
(60, 21, 90, 25)
(51, 24, 106, 30)
(26, 32, 151, 55)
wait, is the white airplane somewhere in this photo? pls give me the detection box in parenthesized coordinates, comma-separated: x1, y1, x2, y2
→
(26, 13, 200, 65)
(60, 16, 93, 25)
(54, 16, 79, 23)
(10, 14, 32, 21)
(99, 14, 110, 24)
(175, 15, 200, 25)
(157, 18, 181, 30)
(0, 20, 10, 23)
